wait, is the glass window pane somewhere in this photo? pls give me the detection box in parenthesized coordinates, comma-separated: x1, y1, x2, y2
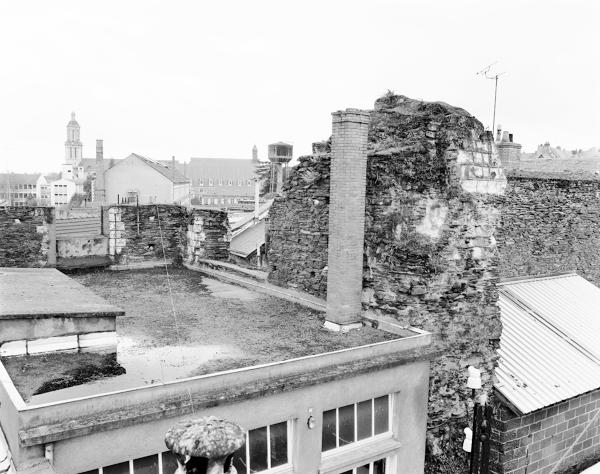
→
(339, 471, 353, 474)
(374, 395, 389, 435)
(357, 399, 373, 441)
(357, 464, 370, 474)
(161, 451, 178, 474)
(248, 426, 268, 472)
(133, 454, 159, 474)
(102, 461, 129, 474)
(338, 404, 355, 447)
(374, 458, 387, 474)
(232, 444, 247, 474)
(322, 409, 337, 451)
(269, 422, 288, 467)
(78, 471, 99, 474)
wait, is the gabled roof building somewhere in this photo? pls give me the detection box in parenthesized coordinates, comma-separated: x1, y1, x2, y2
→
(492, 273, 600, 474)
(104, 153, 191, 205)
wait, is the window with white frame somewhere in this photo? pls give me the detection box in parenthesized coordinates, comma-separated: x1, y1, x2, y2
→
(232, 421, 291, 473)
(322, 395, 391, 452)
(77, 450, 178, 474)
(338, 457, 387, 474)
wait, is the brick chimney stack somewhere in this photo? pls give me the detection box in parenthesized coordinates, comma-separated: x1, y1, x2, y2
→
(324, 109, 371, 331)
(94, 139, 105, 203)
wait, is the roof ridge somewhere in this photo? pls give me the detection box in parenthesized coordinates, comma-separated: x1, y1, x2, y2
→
(499, 287, 600, 366)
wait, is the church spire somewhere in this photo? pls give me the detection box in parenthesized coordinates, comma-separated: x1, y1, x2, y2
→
(65, 112, 83, 165)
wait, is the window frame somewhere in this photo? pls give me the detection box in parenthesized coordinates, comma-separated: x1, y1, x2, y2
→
(236, 420, 294, 474)
(321, 395, 393, 454)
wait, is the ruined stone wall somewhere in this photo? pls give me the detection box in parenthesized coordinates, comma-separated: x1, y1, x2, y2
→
(267, 94, 507, 473)
(105, 205, 229, 265)
(267, 155, 330, 296)
(185, 208, 231, 262)
(0, 207, 54, 267)
(496, 176, 600, 285)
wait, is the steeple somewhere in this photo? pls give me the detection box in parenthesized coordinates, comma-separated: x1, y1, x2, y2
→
(252, 144, 258, 162)
(65, 112, 83, 165)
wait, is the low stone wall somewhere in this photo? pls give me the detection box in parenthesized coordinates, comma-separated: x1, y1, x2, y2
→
(491, 389, 600, 474)
(0, 207, 54, 267)
(105, 205, 229, 265)
(496, 176, 600, 285)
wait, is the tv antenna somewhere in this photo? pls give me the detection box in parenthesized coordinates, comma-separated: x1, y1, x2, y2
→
(476, 62, 506, 135)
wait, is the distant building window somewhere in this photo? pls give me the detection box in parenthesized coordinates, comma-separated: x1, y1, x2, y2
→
(234, 198, 239, 204)
(322, 395, 391, 452)
(220, 198, 225, 205)
(232, 421, 291, 474)
(237, 179, 242, 186)
(228, 179, 233, 186)
(247, 179, 252, 186)
(126, 191, 138, 204)
(218, 179, 223, 186)
(198, 179, 204, 186)
(208, 178, 213, 186)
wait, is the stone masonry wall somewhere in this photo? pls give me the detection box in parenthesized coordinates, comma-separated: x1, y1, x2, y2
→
(105, 205, 229, 265)
(185, 208, 231, 263)
(267, 93, 507, 473)
(491, 388, 600, 474)
(267, 154, 330, 296)
(0, 207, 54, 267)
(496, 175, 600, 286)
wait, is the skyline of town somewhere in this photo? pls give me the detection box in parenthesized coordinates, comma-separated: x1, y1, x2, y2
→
(1, 1, 598, 173)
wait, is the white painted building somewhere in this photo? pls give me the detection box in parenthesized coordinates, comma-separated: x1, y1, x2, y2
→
(50, 178, 76, 207)
(104, 153, 191, 205)
(35, 175, 51, 206)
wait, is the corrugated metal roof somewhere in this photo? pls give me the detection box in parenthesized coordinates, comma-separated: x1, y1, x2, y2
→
(229, 220, 265, 258)
(496, 273, 600, 414)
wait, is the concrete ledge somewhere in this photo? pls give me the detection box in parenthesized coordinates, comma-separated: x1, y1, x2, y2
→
(18, 340, 435, 448)
(78, 332, 117, 350)
(0, 332, 117, 357)
(195, 259, 267, 282)
(109, 261, 167, 271)
(0, 342, 26, 357)
(183, 262, 326, 311)
(26, 336, 78, 355)
(323, 321, 363, 333)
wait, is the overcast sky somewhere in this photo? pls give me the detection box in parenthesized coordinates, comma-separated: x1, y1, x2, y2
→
(1, 0, 598, 173)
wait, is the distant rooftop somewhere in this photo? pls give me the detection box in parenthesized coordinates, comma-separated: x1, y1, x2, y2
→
(188, 158, 256, 181)
(2, 267, 398, 404)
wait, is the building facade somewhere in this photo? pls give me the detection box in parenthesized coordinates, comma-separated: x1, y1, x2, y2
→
(0, 174, 42, 207)
(188, 157, 257, 209)
(104, 153, 190, 205)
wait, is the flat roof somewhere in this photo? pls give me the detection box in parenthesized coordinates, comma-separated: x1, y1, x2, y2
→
(2, 267, 399, 404)
(0, 268, 124, 319)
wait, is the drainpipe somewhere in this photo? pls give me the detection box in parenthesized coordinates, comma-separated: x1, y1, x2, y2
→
(254, 178, 260, 220)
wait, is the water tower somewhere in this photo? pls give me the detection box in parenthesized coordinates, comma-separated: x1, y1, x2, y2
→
(268, 142, 293, 193)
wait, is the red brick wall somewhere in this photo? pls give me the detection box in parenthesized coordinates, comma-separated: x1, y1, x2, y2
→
(491, 389, 600, 473)
(325, 109, 370, 326)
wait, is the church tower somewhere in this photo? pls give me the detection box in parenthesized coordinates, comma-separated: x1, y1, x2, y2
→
(65, 112, 83, 165)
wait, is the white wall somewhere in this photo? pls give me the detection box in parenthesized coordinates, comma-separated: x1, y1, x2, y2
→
(104, 155, 174, 205)
(50, 178, 76, 207)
